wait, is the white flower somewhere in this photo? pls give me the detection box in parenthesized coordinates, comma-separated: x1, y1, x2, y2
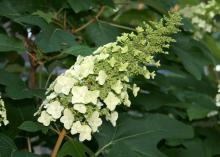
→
(60, 108, 74, 129)
(121, 91, 131, 107)
(71, 86, 88, 104)
(73, 56, 95, 79)
(0, 97, 9, 126)
(207, 110, 218, 117)
(133, 84, 140, 97)
(54, 75, 76, 95)
(121, 46, 128, 53)
(85, 90, 100, 104)
(87, 111, 102, 132)
(38, 111, 53, 126)
(216, 94, 220, 107)
(108, 57, 116, 67)
(96, 70, 107, 85)
(111, 80, 123, 94)
(119, 62, 129, 71)
(71, 121, 82, 135)
(46, 92, 57, 100)
(104, 92, 121, 111)
(46, 101, 64, 119)
(106, 111, 118, 127)
(78, 125, 92, 141)
(73, 104, 87, 113)
(96, 53, 109, 60)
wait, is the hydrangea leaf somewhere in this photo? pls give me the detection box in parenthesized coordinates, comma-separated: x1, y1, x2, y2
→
(94, 114, 193, 157)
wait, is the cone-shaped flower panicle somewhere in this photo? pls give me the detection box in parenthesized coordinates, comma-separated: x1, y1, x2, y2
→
(35, 13, 181, 141)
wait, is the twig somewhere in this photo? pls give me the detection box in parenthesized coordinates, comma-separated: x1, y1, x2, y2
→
(51, 128, 66, 157)
(72, 6, 105, 33)
(27, 137, 32, 152)
(98, 20, 136, 31)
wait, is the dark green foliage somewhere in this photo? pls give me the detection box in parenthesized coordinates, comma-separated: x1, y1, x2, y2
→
(0, 0, 219, 157)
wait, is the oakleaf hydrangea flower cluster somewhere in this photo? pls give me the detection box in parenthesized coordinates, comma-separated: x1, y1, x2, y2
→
(0, 96, 9, 126)
(35, 13, 181, 141)
(180, 0, 220, 39)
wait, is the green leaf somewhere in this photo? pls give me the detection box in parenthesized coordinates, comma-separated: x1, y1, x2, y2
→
(57, 140, 94, 157)
(35, 27, 77, 53)
(33, 10, 56, 23)
(12, 151, 40, 157)
(172, 33, 215, 80)
(0, 34, 25, 53)
(0, 69, 45, 99)
(67, 0, 96, 13)
(18, 121, 48, 134)
(0, 133, 17, 157)
(95, 114, 193, 157)
(85, 22, 122, 46)
(63, 45, 96, 56)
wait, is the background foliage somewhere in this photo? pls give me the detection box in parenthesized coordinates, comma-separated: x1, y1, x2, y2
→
(0, 0, 220, 157)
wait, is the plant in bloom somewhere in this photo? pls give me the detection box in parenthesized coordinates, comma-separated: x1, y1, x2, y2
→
(35, 13, 182, 141)
(180, 0, 220, 39)
(0, 95, 9, 126)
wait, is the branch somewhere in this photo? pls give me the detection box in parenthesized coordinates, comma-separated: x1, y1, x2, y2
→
(51, 128, 66, 157)
(72, 6, 105, 33)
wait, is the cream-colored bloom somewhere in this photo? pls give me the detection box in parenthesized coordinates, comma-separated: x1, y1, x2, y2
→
(133, 84, 140, 97)
(54, 75, 75, 95)
(60, 108, 74, 129)
(111, 80, 123, 94)
(0, 97, 9, 126)
(96, 53, 109, 60)
(87, 111, 102, 132)
(46, 101, 64, 119)
(85, 90, 100, 104)
(108, 57, 116, 67)
(71, 86, 88, 104)
(104, 92, 120, 111)
(96, 70, 107, 85)
(71, 121, 82, 135)
(106, 111, 118, 127)
(73, 56, 95, 79)
(119, 62, 129, 71)
(73, 104, 87, 113)
(38, 111, 53, 126)
(121, 46, 128, 53)
(78, 125, 92, 141)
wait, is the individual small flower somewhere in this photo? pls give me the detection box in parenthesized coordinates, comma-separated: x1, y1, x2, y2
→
(78, 125, 92, 141)
(60, 108, 74, 129)
(96, 70, 107, 85)
(119, 62, 129, 71)
(104, 92, 121, 111)
(133, 84, 140, 97)
(106, 111, 118, 127)
(73, 104, 87, 114)
(38, 111, 53, 126)
(71, 121, 82, 135)
(111, 80, 123, 94)
(108, 57, 116, 67)
(54, 75, 76, 95)
(96, 53, 109, 60)
(207, 110, 218, 117)
(87, 111, 102, 132)
(121, 46, 128, 53)
(73, 56, 95, 79)
(0, 96, 9, 126)
(71, 86, 88, 104)
(46, 101, 64, 119)
(84, 90, 100, 104)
